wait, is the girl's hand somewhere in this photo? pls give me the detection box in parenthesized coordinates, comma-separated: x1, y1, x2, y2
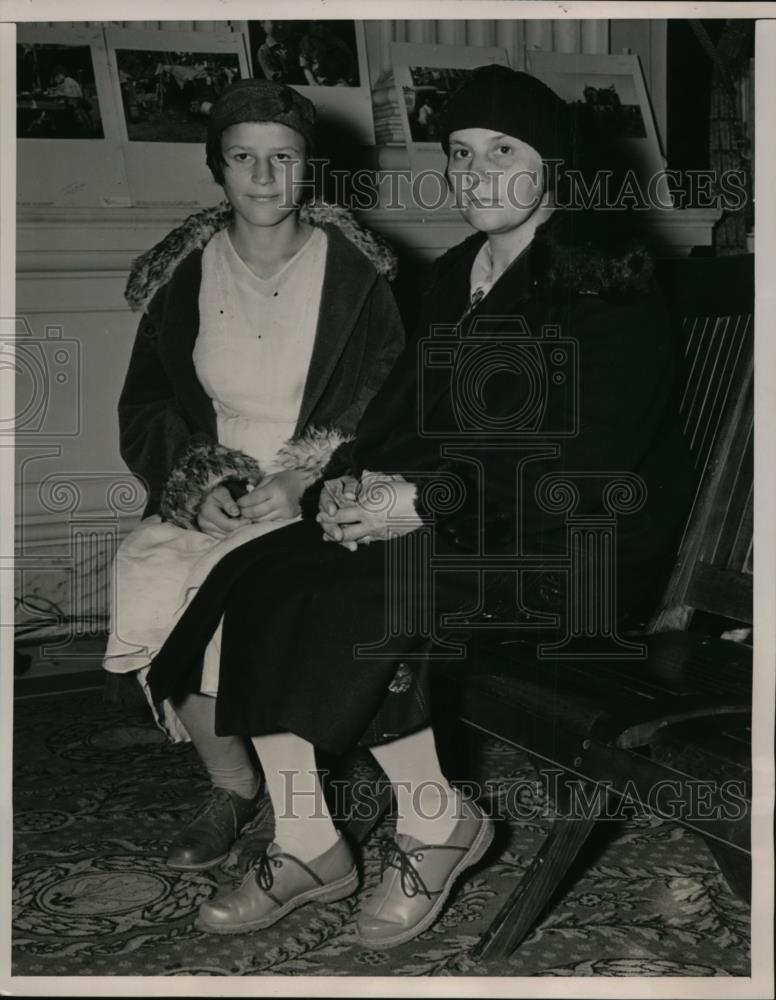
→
(236, 469, 310, 523)
(197, 485, 252, 538)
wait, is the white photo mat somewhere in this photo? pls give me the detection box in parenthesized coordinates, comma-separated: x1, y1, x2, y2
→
(16, 24, 129, 207)
(236, 20, 375, 146)
(103, 25, 250, 206)
(527, 50, 672, 206)
(390, 41, 510, 173)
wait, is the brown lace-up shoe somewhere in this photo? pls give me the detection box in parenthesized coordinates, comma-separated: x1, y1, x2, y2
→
(355, 797, 494, 948)
(196, 836, 359, 934)
(166, 786, 264, 871)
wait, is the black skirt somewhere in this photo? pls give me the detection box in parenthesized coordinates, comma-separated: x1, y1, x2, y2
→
(145, 515, 668, 755)
(146, 519, 475, 754)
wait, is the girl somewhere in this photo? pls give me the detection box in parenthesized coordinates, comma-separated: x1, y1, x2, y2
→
(146, 66, 695, 947)
(103, 78, 404, 875)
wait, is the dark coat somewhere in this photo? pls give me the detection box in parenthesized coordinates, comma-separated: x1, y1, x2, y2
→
(146, 210, 696, 754)
(342, 211, 695, 594)
(118, 217, 405, 521)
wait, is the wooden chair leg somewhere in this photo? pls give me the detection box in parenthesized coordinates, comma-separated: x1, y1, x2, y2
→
(472, 802, 602, 960)
(703, 836, 751, 903)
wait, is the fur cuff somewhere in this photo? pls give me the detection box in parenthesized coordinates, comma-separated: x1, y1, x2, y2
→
(159, 440, 263, 530)
(275, 426, 354, 480)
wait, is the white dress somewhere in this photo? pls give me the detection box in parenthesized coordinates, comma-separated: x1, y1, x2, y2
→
(103, 227, 328, 740)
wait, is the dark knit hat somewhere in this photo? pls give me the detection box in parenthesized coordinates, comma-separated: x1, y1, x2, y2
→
(206, 79, 316, 181)
(440, 64, 571, 162)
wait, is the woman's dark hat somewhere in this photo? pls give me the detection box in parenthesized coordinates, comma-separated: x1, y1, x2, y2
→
(439, 64, 571, 161)
(207, 78, 316, 149)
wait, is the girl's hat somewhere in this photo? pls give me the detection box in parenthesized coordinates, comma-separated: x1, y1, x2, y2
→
(207, 78, 316, 150)
(439, 64, 570, 162)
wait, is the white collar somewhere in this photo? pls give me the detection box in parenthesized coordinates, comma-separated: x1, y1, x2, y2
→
(469, 241, 497, 304)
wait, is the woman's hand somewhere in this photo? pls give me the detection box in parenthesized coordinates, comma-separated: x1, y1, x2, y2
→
(318, 474, 362, 551)
(197, 485, 252, 539)
(319, 475, 360, 517)
(316, 471, 422, 549)
(236, 469, 310, 523)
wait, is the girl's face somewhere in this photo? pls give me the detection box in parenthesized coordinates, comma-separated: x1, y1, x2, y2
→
(220, 121, 307, 228)
(447, 127, 545, 234)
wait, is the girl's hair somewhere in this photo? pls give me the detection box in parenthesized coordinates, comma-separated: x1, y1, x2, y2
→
(205, 78, 316, 187)
(206, 124, 315, 187)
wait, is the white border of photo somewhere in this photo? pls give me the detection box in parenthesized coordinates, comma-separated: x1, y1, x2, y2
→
(527, 50, 674, 209)
(390, 40, 510, 175)
(236, 19, 375, 145)
(16, 24, 129, 208)
(103, 24, 249, 207)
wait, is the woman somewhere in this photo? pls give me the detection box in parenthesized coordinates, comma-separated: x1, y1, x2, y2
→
(146, 66, 695, 947)
(103, 78, 404, 874)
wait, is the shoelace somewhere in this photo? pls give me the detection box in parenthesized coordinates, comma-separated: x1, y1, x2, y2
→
(192, 788, 228, 819)
(377, 836, 433, 899)
(253, 852, 283, 891)
(191, 787, 260, 830)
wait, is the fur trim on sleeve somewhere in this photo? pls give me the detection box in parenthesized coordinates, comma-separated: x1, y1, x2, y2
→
(125, 199, 397, 313)
(274, 426, 354, 480)
(159, 439, 264, 530)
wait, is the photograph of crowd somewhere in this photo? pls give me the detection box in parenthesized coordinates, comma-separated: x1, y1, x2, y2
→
(17, 42, 103, 139)
(402, 65, 475, 142)
(115, 48, 242, 142)
(247, 21, 361, 87)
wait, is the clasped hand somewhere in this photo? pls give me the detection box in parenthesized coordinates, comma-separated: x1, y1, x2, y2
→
(196, 469, 309, 539)
(316, 471, 422, 551)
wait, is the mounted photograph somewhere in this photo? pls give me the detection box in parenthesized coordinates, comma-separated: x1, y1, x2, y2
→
(115, 48, 241, 143)
(246, 20, 361, 87)
(390, 41, 509, 169)
(103, 25, 249, 204)
(15, 24, 128, 206)
(17, 40, 104, 139)
(239, 19, 374, 143)
(527, 50, 671, 203)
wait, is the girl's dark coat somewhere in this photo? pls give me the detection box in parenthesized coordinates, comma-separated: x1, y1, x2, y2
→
(119, 212, 404, 521)
(146, 211, 697, 754)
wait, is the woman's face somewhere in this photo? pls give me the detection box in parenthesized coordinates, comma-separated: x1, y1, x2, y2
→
(220, 121, 307, 228)
(447, 127, 545, 234)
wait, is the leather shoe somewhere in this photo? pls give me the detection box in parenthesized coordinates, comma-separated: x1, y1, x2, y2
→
(196, 835, 359, 934)
(355, 797, 494, 948)
(167, 786, 263, 871)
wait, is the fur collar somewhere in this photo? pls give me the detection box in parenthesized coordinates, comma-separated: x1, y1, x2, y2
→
(125, 200, 398, 312)
(444, 209, 654, 302)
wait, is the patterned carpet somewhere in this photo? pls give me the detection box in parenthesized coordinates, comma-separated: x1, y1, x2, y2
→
(12, 687, 750, 978)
